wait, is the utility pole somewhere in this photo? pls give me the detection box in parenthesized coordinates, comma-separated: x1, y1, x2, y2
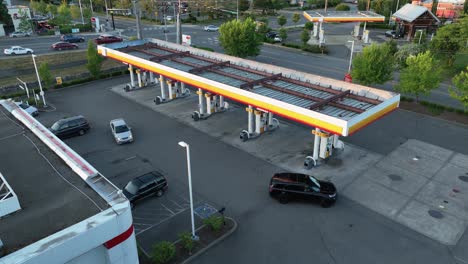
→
(176, 0, 182, 44)
(132, 0, 143, 39)
(109, 0, 116, 30)
(78, 0, 85, 24)
(236, 0, 239, 20)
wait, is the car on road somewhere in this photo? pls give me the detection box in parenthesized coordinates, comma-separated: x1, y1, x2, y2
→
(123, 171, 168, 205)
(269, 173, 337, 207)
(10, 31, 31, 37)
(4, 46, 34, 55)
(265, 31, 282, 42)
(94, 35, 123, 44)
(49, 115, 90, 138)
(204, 25, 219, 32)
(385, 30, 403, 39)
(15, 102, 39, 116)
(61, 34, 85, 43)
(51, 41, 79, 51)
(110, 118, 133, 144)
(164, 15, 174, 21)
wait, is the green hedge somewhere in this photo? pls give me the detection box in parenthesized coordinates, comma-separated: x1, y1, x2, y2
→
(281, 43, 328, 54)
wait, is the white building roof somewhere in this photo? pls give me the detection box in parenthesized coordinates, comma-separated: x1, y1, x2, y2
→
(393, 3, 440, 22)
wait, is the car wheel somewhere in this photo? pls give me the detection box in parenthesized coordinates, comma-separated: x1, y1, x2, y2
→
(155, 189, 164, 197)
(58, 48, 62, 51)
(130, 202, 135, 209)
(12, 52, 16, 55)
(279, 192, 288, 204)
(78, 129, 85, 136)
(27, 51, 31, 54)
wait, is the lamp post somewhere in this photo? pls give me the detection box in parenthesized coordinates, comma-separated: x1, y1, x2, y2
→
(236, 0, 239, 20)
(78, 0, 85, 24)
(31, 54, 46, 107)
(178, 141, 199, 241)
(132, 0, 142, 39)
(347, 40, 355, 73)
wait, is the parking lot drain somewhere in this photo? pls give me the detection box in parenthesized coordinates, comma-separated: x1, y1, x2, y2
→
(458, 176, 468, 182)
(388, 174, 402, 181)
(194, 204, 218, 219)
(428, 210, 444, 219)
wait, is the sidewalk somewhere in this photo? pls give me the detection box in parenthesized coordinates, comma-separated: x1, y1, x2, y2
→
(111, 83, 468, 246)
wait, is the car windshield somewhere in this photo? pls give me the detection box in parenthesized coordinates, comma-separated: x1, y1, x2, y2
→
(115, 125, 129, 133)
(19, 103, 29, 109)
(309, 176, 321, 188)
(124, 181, 139, 195)
(51, 121, 62, 130)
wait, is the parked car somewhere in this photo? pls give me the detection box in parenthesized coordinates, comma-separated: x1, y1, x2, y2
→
(204, 25, 219, 32)
(385, 30, 403, 39)
(265, 31, 278, 39)
(61, 34, 85, 43)
(10, 31, 31, 37)
(110, 118, 133, 144)
(269, 173, 337, 207)
(123, 171, 168, 205)
(15, 102, 39, 116)
(4, 46, 33, 55)
(164, 15, 174, 21)
(49, 115, 90, 138)
(94, 35, 123, 44)
(51, 41, 79, 51)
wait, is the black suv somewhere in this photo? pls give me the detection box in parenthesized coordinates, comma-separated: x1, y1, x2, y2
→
(269, 173, 337, 207)
(50, 116, 90, 138)
(123, 171, 168, 205)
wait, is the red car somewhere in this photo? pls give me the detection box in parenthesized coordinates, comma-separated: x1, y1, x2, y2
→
(95, 35, 123, 44)
(51, 42, 78, 51)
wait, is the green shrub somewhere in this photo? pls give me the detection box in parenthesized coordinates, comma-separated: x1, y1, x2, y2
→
(282, 42, 301, 49)
(151, 241, 175, 264)
(203, 215, 224, 232)
(302, 44, 328, 54)
(335, 3, 350, 11)
(178, 232, 195, 254)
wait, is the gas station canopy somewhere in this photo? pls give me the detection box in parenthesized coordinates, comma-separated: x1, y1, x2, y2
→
(98, 39, 399, 137)
(303, 10, 385, 22)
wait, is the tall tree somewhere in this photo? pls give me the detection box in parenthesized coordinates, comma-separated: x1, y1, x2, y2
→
(219, 18, 262, 58)
(70, 5, 81, 19)
(430, 16, 468, 66)
(38, 62, 53, 90)
(351, 43, 395, 85)
(55, 1, 72, 25)
(37, 0, 48, 15)
(449, 67, 468, 109)
(431, 0, 438, 14)
(239, 0, 250, 11)
(0, 0, 13, 27)
(86, 40, 104, 79)
(464, 0, 468, 14)
(47, 4, 58, 18)
(18, 9, 33, 32)
(277, 15, 287, 27)
(395, 51, 441, 102)
(394, 43, 424, 68)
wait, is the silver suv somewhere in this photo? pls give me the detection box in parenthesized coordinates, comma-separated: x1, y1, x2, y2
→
(110, 118, 133, 144)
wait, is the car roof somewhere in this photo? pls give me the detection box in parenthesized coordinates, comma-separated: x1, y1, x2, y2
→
(10, 46, 23, 48)
(133, 171, 165, 185)
(110, 118, 126, 126)
(60, 115, 86, 122)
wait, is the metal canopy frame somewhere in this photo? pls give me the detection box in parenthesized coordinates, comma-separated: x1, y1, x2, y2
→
(117, 43, 378, 117)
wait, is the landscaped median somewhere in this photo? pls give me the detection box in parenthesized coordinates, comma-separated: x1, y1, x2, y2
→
(139, 216, 237, 264)
(0, 50, 125, 95)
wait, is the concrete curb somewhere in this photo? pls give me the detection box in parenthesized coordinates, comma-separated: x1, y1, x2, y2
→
(181, 217, 237, 264)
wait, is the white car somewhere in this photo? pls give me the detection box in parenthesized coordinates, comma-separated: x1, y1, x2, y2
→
(164, 15, 173, 21)
(110, 118, 133, 144)
(273, 36, 282, 42)
(4, 46, 34, 55)
(15, 102, 39, 116)
(204, 25, 219, 32)
(10, 31, 31, 37)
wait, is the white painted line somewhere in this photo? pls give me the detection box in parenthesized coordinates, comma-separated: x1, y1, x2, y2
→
(160, 203, 176, 215)
(168, 199, 186, 209)
(133, 223, 153, 226)
(125, 155, 137, 161)
(136, 208, 189, 236)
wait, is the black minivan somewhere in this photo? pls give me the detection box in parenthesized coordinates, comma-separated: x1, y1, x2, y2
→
(123, 171, 168, 206)
(50, 116, 90, 138)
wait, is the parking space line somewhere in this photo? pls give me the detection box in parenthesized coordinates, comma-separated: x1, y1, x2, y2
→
(168, 199, 186, 210)
(136, 208, 189, 236)
(160, 203, 176, 215)
(133, 223, 153, 227)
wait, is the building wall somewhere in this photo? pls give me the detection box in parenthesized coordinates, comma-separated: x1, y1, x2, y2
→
(7, 6, 31, 32)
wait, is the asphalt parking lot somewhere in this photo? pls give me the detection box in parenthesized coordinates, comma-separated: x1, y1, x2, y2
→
(32, 77, 468, 264)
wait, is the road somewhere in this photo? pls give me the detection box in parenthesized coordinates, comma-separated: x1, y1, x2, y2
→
(0, 14, 461, 107)
(34, 76, 468, 264)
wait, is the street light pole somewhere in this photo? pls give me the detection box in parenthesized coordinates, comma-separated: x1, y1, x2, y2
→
(236, 0, 239, 20)
(31, 54, 46, 107)
(178, 141, 199, 241)
(78, 0, 85, 24)
(176, 0, 182, 44)
(132, 0, 143, 39)
(347, 40, 355, 73)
